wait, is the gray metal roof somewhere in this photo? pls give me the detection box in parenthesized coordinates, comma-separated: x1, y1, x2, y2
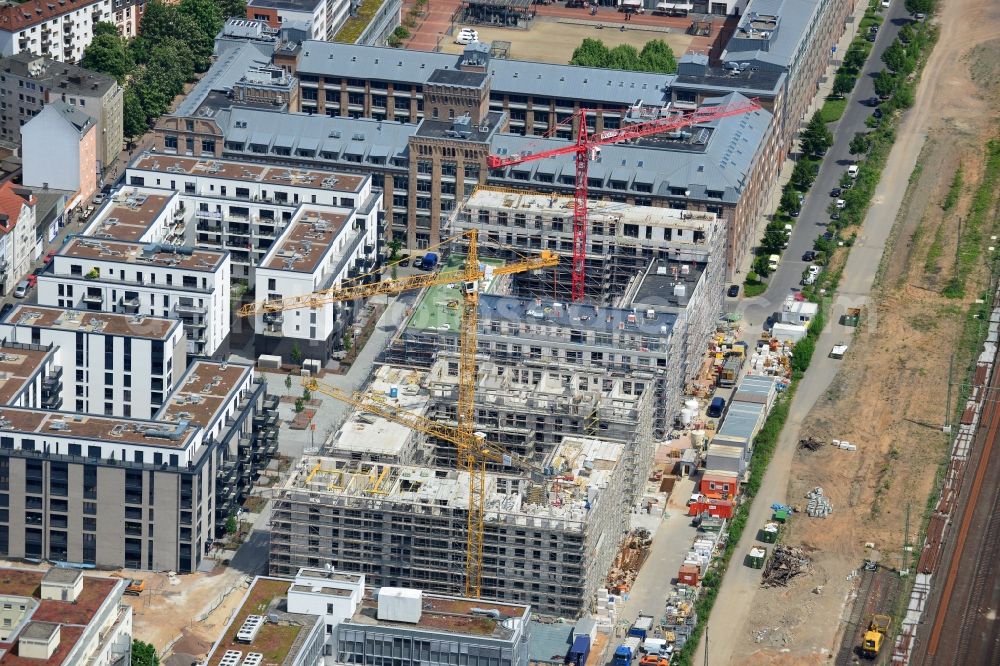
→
(176, 42, 273, 117)
(490, 92, 771, 204)
(527, 621, 573, 664)
(44, 101, 94, 135)
(716, 400, 766, 441)
(295, 41, 673, 106)
(732, 375, 780, 403)
(723, 0, 820, 71)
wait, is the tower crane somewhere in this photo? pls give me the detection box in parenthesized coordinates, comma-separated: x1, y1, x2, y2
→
(486, 97, 763, 301)
(240, 229, 557, 597)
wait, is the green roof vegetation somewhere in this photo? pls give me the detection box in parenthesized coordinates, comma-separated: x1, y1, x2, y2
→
(407, 255, 505, 332)
(334, 0, 388, 44)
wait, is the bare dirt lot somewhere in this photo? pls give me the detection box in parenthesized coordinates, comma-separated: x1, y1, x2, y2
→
(730, 0, 1000, 663)
(441, 18, 693, 63)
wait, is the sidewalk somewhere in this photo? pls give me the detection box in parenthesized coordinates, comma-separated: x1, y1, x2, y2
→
(734, 0, 869, 280)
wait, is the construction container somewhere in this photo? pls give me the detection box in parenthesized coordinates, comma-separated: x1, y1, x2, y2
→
(677, 564, 700, 587)
(772, 509, 789, 523)
(841, 307, 862, 327)
(757, 522, 779, 543)
(746, 546, 767, 569)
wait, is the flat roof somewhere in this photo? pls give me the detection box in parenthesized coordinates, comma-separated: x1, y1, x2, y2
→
(130, 154, 366, 193)
(0, 407, 198, 449)
(466, 189, 718, 234)
(329, 367, 428, 458)
(632, 258, 708, 310)
(6, 306, 178, 340)
(406, 254, 505, 332)
(0, 567, 119, 666)
(205, 578, 316, 666)
(263, 208, 350, 273)
(350, 589, 527, 638)
(60, 237, 226, 273)
(715, 401, 766, 441)
(0, 344, 52, 406)
(157, 361, 254, 429)
(84, 191, 173, 242)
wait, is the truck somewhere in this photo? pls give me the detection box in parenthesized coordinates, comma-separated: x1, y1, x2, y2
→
(565, 635, 590, 666)
(861, 614, 891, 659)
(629, 615, 655, 641)
(612, 637, 641, 666)
(418, 252, 439, 271)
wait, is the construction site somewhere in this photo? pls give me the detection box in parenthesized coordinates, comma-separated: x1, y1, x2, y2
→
(269, 436, 628, 618)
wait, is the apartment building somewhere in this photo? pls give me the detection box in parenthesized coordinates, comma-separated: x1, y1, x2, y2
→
(0, 0, 115, 63)
(247, 0, 330, 40)
(0, 53, 123, 171)
(112, 0, 145, 38)
(272, 436, 629, 617)
(0, 340, 63, 412)
(0, 567, 132, 665)
(0, 356, 276, 571)
(0, 305, 186, 419)
(0, 181, 37, 296)
(21, 100, 98, 202)
(254, 204, 380, 362)
(41, 234, 230, 357)
(123, 153, 381, 287)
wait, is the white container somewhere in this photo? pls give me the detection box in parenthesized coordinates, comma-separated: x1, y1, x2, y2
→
(684, 398, 699, 412)
(680, 408, 694, 425)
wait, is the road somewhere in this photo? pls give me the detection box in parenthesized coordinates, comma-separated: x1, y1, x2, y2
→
(741, 0, 913, 326)
(694, 0, 935, 662)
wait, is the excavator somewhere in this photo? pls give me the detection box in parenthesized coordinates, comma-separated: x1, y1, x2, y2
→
(861, 614, 891, 659)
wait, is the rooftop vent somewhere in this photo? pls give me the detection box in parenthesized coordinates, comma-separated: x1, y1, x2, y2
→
(235, 615, 265, 644)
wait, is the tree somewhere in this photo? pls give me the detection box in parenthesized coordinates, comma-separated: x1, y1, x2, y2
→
(761, 228, 787, 253)
(303, 388, 312, 402)
(218, 0, 248, 17)
(388, 238, 402, 259)
(294, 398, 304, 413)
(225, 514, 237, 534)
(81, 33, 133, 81)
(639, 39, 677, 73)
(801, 111, 832, 156)
(905, 0, 934, 14)
(779, 188, 801, 214)
(832, 72, 856, 97)
(752, 255, 771, 278)
(180, 0, 225, 42)
(849, 132, 871, 155)
(92, 21, 120, 38)
(873, 70, 898, 98)
(123, 87, 146, 138)
(570, 38, 610, 68)
(284, 374, 292, 390)
(607, 44, 641, 71)
(899, 23, 916, 44)
(881, 41, 908, 72)
(132, 640, 159, 666)
(843, 46, 868, 72)
(290, 343, 304, 365)
(789, 159, 818, 191)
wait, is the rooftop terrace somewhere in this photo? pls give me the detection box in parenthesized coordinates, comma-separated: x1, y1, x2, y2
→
(130, 154, 366, 193)
(351, 589, 528, 638)
(5, 306, 178, 340)
(0, 344, 53, 407)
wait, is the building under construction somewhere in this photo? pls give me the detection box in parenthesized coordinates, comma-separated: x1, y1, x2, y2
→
(422, 356, 655, 501)
(452, 189, 725, 307)
(270, 437, 628, 618)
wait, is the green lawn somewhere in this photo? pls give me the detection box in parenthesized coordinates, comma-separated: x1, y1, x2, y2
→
(744, 281, 767, 297)
(820, 97, 848, 123)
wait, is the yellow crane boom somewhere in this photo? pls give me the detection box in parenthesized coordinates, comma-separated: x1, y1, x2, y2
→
(241, 230, 557, 597)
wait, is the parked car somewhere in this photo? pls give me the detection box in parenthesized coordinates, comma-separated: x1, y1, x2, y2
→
(802, 273, 816, 286)
(802, 250, 817, 262)
(914, 12, 925, 20)
(454, 28, 479, 45)
(42, 250, 56, 264)
(835, 198, 846, 209)
(830, 187, 842, 197)
(396, 255, 410, 267)
(92, 194, 106, 206)
(873, 108, 883, 119)
(0, 303, 12, 319)
(13, 280, 29, 298)
(848, 165, 859, 179)
(706, 396, 726, 418)
(768, 254, 780, 271)
(865, 96, 880, 107)
(866, 32, 877, 42)
(880, 0, 890, 7)
(807, 265, 821, 277)
(727, 284, 740, 298)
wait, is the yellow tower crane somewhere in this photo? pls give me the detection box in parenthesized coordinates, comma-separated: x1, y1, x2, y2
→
(239, 229, 558, 597)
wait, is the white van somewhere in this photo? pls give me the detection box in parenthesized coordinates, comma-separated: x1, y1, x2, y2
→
(768, 254, 780, 271)
(847, 165, 859, 179)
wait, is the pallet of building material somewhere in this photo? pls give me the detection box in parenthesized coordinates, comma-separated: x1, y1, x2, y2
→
(760, 545, 810, 588)
(805, 487, 833, 518)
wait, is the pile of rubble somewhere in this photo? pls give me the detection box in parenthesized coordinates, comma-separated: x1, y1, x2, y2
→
(606, 528, 653, 593)
(806, 487, 833, 517)
(761, 545, 810, 588)
(798, 437, 823, 451)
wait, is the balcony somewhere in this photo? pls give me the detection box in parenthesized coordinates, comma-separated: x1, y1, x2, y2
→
(175, 302, 207, 316)
(183, 320, 207, 331)
(42, 366, 62, 387)
(81, 293, 104, 305)
(262, 311, 283, 325)
(119, 295, 140, 311)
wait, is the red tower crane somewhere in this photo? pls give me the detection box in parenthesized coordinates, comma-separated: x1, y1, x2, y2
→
(486, 97, 763, 301)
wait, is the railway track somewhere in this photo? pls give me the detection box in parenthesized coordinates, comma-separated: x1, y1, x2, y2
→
(952, 481, 1000, 662)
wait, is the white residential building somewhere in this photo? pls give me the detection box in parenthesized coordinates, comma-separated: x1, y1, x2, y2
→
(246, 0, 331, 40)
(254, 204, 378, 361)
(0, 0, 115, 63)
(0, 305, 186, 418)
(124, 153, 382, 285)
(39, 236, 230, 357)
(0, 181, 38, 295)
